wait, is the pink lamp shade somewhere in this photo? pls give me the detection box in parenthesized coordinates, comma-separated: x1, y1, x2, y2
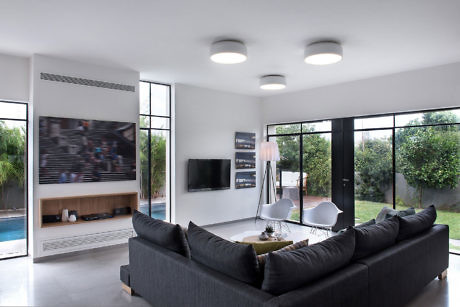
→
(259, 141, 280, 161)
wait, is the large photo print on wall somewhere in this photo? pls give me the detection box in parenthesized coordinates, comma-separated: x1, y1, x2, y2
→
(39, 116, 136, 184)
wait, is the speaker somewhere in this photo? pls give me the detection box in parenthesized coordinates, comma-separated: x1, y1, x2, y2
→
(42, 215, 61, 224)
(113, 207, 131, 216)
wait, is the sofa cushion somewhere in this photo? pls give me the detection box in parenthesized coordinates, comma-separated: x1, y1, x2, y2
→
(397, 205, 437, 241)
(261, 229, 355, 295)
(353, 215, 399, 260)
(376, 207, 415, 223)
(238, 240, 293, 255)
(356, 218, 376, 228)
(187, 221, 260, 286)
(257, 239, 309, 270)
(132, 210, 190, 257)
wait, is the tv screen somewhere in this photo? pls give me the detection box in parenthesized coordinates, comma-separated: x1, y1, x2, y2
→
(188, 159, 231, 192)
(39, 116, 136, 184)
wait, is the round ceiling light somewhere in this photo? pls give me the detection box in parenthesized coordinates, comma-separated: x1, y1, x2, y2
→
(260, 75, 286, 90)
(210, 40, 247, 64)
(304, 41, 343, 65)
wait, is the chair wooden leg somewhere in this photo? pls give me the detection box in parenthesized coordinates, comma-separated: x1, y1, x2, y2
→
(438, 270, 447, 280)
(122, 283, 134, 295)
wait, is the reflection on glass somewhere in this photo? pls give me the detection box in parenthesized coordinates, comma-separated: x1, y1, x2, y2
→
(395, 122, 460, 252)
(355, 116, 393, 130)
(150, 117, 169, 129)
(139, 81, 150, 115)
(0, 119, 27, 259)
(151, 84, 170, 116)
(354, 130, 393, 225)
(272, 124, 301, 135)
(139, 130, 169, 220)
(302, 120, 331, 133)
(0, 102, 27, 120)
(271, 135, 301, 222)
(395, 109, 460, 127)
(302, 133, 332, 211)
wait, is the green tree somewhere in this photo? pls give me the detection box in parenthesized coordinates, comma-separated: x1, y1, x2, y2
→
(274, 125, 331, 197)
(396, 112, 460, 208)
(0, 121, 25, 209)
(139, 119, 167, 200)
(355, 137, 392, 202)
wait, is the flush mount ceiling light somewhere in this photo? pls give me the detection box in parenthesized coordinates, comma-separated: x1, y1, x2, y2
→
(210, 40, 247, 64)
(304, 41, 343, 65)
(260, 75, 286, 90)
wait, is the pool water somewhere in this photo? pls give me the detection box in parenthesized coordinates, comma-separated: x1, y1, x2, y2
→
(139, 203, 166, 220)
(0, 216, 26, 242)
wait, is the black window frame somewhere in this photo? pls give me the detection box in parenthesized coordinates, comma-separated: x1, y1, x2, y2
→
(0, 100, 29, 260)
(267, 106, 460, 254)
(139, 81, 172, 222)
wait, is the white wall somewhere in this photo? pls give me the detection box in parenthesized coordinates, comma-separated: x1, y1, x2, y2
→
(31, 55, 139, 258)
(174, 84, 263, 226)
(262, 62, 460, 124)
(0, 53, 29, 101)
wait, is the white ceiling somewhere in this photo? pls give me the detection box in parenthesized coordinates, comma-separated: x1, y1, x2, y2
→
(0, 0, 459, 97)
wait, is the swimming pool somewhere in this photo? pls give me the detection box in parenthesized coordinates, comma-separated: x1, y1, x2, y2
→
(0, 216, 26, 242)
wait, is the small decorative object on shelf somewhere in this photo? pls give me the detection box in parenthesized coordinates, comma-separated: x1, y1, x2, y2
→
(68, 215, 77, 223)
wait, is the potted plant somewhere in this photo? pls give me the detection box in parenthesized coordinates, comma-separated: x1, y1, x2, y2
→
(265, 225, 275, 237)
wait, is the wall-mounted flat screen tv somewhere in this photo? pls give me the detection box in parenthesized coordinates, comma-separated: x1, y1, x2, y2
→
(39, 116, 136, 184)
(188, 159, 231, 192)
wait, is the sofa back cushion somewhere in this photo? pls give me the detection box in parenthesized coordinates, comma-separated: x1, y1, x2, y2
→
(397, 205, 437, 241)
(261, 229, 355, 295)
(376, 207, 415, 223)
(132, 210, 190, 257)
(187, 222, 260, 286)
(353, 215, 399, 260)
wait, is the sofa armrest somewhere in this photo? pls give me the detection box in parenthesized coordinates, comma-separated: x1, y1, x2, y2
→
(129, 237, 273, 307)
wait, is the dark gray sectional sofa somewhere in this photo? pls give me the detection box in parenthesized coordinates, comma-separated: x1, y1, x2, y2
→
(124, 209, 449, 307)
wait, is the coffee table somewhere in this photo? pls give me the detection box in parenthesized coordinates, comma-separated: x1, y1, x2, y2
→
(230, 230, 308, 244)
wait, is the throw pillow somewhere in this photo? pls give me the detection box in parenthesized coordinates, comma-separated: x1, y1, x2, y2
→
(352, 215, 399, 260)
(385, 207, 416, 219)
(257, 239, 309, 270)
(187, 222, 260, 286)
(261, 229, 355, 295)
(397, 205, 437, 241)
(376, 207, 415, 223)
(237, 240, 293, 255)
(132, 210, 190, 258)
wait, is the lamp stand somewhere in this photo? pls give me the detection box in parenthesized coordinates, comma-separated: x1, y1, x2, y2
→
(255, 160, 277, 221)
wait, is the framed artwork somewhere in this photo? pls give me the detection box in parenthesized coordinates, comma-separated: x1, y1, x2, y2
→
(235, 152, 255, 169)
(235, 171, 256, 189)
(235, 132, 255, 149)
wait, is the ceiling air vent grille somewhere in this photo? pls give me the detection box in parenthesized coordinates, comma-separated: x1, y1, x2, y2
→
(40, 72, 135, 92)
(42, 229, 133, 252)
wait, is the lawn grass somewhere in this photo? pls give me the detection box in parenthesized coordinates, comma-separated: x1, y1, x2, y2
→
(356, 200, 460, 240)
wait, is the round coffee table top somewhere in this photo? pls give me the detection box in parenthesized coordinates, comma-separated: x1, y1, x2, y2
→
(230, 230, 308, 243)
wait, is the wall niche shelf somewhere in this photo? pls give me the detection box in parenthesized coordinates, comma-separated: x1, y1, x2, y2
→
(39, 192, 138, 228)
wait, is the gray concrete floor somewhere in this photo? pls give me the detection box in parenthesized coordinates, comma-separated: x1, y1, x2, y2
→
(0, 219, 457, 306)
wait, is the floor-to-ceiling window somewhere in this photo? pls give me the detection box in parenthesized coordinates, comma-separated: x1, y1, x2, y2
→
(0, 101, 28, 259)
(267, 120, 332, 224)
(139, 81, 171, 221)
(354, 108, 459, 254)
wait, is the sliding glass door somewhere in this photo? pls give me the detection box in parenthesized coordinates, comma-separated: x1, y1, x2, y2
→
(0, 101, 28, 259)
(267, 120, 332, 224)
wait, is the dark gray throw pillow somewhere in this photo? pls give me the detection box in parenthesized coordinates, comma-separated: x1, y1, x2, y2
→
(397, 205, 437, 241)
(356, 218, 376, 228)
(261, 229, 355, 295)
(376, 206, 415, 223)
(187, 222, 260, 286)
(132, 210, 190, 258)
(352, 215, 399, 260)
